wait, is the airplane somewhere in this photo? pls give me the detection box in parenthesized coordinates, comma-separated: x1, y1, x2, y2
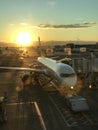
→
(1, 56, 91, 113)
(38, 57, 77, 87)
(0, 56, 77, 90)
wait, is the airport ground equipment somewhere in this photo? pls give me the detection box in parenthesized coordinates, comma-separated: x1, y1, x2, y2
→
(66, 95, 89, 112)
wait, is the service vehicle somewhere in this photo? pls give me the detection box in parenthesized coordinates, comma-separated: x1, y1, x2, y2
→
(66, 95, 89, 112)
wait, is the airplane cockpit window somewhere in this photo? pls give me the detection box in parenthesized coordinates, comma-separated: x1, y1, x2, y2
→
(60, 73, 75, 77)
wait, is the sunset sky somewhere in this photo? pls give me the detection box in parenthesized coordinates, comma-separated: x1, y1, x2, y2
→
(0, 0, 98, 46)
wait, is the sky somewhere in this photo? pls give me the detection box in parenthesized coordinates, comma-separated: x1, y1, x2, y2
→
(0, 0, 98, 46)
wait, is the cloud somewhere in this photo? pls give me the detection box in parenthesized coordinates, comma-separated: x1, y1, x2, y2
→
(83, 22, 97, 25)
(20, 22, 28, 26)
(37, 22, 97, 29)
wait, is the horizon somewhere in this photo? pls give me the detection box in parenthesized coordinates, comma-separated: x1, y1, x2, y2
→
(0, 40, 97, 47)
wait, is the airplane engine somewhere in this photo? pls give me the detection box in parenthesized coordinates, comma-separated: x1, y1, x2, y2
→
(21, 73, 32, 85)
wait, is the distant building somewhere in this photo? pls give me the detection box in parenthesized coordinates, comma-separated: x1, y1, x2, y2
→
(45, 47, 54, 56)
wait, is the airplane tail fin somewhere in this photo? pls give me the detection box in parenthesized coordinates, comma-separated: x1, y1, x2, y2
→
(38, 36, 45, 57)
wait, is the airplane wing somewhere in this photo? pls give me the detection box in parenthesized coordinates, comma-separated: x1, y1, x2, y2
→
(0, 67, 45, 74)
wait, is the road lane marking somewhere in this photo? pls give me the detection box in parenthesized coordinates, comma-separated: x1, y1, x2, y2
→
(6, 101, 33, 106)
(7, 101, 47, 130)
(82, 112, 93, 124)
(34, 102, 47, 130)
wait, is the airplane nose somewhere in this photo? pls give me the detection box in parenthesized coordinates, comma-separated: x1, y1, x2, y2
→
(63, 75, 77, 87)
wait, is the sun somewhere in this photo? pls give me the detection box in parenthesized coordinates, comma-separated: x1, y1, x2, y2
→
(16, 31, 32, 46)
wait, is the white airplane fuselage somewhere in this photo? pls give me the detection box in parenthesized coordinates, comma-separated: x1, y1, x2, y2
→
(38, 57, 77, 88)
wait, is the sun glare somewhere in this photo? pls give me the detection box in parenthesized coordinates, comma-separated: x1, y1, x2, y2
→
(16, 31, 32, 46)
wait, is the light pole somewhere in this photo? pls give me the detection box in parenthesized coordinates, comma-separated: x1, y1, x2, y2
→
(90, 51, 94, 84)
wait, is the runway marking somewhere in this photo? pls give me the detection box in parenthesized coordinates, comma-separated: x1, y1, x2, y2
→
(6, 101, 33, 106)
(34, 102, 47, 130)
(7, 101, 47, 130)
(82, 112, 93, 124)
